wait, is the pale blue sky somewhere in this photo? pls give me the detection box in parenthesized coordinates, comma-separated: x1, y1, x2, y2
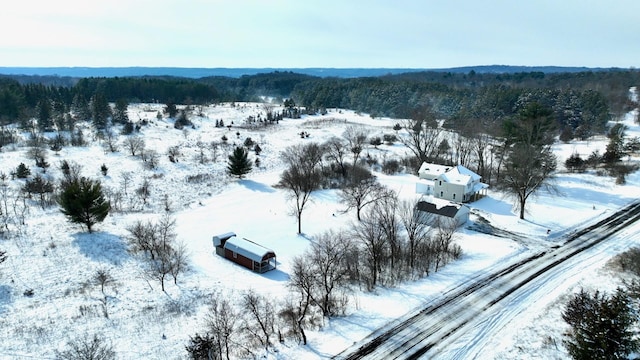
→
(2, 0, 639, 68)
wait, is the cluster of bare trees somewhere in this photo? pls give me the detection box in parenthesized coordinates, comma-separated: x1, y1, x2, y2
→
(126, 215, 188, 291)
(397, 115, 499, 183)
(279, 199, 462, 348)
(0, 173, 29, 238)
(278, 125, 395, 234)
(186, 291, 290, 359)
(286, 231, 353, 344)
(350, 195, 462, 290)
(101, 170, 158, 213)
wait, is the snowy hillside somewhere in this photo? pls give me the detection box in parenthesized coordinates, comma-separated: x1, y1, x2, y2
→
(1, 99, 640, 359)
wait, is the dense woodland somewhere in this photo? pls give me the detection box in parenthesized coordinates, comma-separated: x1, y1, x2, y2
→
(2, 69, 639, 135)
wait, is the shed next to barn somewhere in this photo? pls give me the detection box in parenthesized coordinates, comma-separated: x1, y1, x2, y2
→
(212, 232, 277, 273)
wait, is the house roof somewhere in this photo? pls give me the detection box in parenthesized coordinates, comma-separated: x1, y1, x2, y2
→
(439, 165, 481, 185)
(418, 163, 451, 178)
(416, 200, 465, 218)
(224, 236, 276, 262)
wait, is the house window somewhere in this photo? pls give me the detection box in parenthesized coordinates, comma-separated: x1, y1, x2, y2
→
(453, 193, 456, 200)
(439, 180, 442, 186)
(440, 191, 443, 197)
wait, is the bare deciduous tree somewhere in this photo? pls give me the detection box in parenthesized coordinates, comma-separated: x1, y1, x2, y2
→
(136, 178, 151, 207)
(373, 190, 401, 272)
(28, 145, 49, 172)
(119, 171, 132, 196)
(93, 268, 113, 296)
(451, 131, 473, 169)
(141, 149, 160, 170)
(471, 132, 493, 182)
(241, 291, 276, 352)
(324, 137, 349, 178)
(278, 143, 324, 234)
(351, 210, 388, 289)
(339, 166, 388, 221)
(126, 219, 158, 258)
(93, 268, 114, 318)
(398, 200, 430, 271)
(55, 334, 115, 360)
(168, 241, 189, 285)
(103, 186, 123, 213)
(101, 129, 119, 153)
(398, 106, 443, 162)
(123, 136, 145, 156)
(286, 256, 315, 345)
(205, 292, 239, 360)
(308, 230, 353, 316)
(432, 217, 461, 272)
(210, 141, 221, 162)
(503, 143, 557, 220)
(342, 125, 369, 166)
(147, 245, 174, 291)
(128, 215, 188, 291)
(501, 102, 558, 219)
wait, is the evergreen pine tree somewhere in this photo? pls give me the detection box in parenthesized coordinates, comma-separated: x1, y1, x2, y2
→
(91, 92, 111, 130)
(37, 99, 52, 131)
(563, 288, 639, 360)
(227, 146, 252, 179)
(72, 93, 91, 121)
(174, 110, 192, 129)
(58, 177, 110, 233)
(113, 98, 129, 125)
(122, 121, 134, 135)
(23, 174, 54, 208)
(164, 102, 178, 118)
(14, 163, 31, 179)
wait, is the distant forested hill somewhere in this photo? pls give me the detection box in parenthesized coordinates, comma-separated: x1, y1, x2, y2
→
(0, 65, 617, 79)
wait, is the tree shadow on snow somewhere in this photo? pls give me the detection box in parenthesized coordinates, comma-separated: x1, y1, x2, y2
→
(0, 285, 13, 314)
(239, 179, 276, 193)
(472, 196, 514, 216)
(72, 232, 129, 265)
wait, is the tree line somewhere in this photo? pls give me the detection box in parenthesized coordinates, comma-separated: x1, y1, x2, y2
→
(2, 69, 638, 141)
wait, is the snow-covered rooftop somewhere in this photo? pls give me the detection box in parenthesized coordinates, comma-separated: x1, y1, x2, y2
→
(224, 236, 276, 262)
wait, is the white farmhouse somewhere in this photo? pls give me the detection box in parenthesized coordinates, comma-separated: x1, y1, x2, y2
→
(416, 162, 488, 203)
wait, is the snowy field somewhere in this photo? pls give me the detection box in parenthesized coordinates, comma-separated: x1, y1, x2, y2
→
(0, 94, 639, 359)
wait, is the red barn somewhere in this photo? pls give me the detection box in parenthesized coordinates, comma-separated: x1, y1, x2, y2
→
(212, 232, 276, 273)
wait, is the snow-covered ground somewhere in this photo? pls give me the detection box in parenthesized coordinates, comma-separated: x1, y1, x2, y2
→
(0, 96, 639, 359)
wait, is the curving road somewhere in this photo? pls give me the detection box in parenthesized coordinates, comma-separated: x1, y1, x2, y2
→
(333, 200, 640, 359)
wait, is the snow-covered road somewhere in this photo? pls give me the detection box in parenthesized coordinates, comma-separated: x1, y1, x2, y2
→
(334, 200, 640, 359)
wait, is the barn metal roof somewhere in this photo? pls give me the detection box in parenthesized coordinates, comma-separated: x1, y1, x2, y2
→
(224, 236, 276, 262)
(212, 232, 237, 247)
